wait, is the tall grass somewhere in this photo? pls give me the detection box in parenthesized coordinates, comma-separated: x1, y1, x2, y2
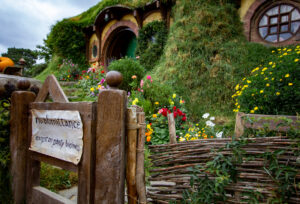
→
(152, 0, 276, 120)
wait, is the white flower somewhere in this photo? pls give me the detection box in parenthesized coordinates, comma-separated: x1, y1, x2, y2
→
(202, 113, 210, 119)
(216, 131, 223, 138)
(210, 117, 215, 121)
(206, 120, 215, 127)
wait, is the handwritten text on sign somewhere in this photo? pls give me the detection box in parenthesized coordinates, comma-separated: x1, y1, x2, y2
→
(30, 110, 83, 165)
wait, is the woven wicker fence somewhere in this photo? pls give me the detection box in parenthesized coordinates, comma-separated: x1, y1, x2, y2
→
(147, 137, 300, 203)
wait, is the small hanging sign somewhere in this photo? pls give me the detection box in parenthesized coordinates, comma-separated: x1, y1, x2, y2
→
(30, 109, 83, 165)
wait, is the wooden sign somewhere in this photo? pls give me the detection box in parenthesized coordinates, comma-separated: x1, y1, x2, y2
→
(30, 109, 83, 164)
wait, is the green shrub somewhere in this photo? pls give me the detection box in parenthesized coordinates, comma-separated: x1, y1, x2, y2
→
(233, 46, 300, 115)
(0, 104, 12, 202)
(24, 63, 47, 77)
(136, 21, 168, 71)
(45, 19, 86, 66)
(108, 57, 145, 92)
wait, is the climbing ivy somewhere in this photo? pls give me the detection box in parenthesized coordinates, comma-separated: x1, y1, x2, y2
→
(136, 20, 168, 71)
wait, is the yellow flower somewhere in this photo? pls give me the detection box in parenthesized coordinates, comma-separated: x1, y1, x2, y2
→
(132, 98, 139, 105)
(269, 62, 273, 65)
(272, 65, 276, 68)
(283, 53, 287, 56)
(169, 101, 174, 105)
(297, 51, 300, 54)
(235, 84, 240, 90)
(243, 85, 248, 88)
(247, 80, 251, 84)
(155, 101, 159, 105)
(90, 87, 95, 92)
(179, 137, 186, 142)
(180, 99, 184, 104)
(261, 72, 264, 75)
(235, 102, 238, 105)
(266, 83, 270, 87)
(254, 107, 258, 111)
(272, 78, 274, 80)
(250, 110, 254, 113)
(153, 114, 157, 118)
(172, 93, 176, 98)
(276, 92, 280, 96)
(287, 49, 292, 52)
(272, 50, 275, 53)
(264, 77, 268, 80)
(285, 74, 290, 78)
(283, 48, 287, 51)
(86, 76, 90, 79)
(260, 90, 264, 94)
(251, 93, 255, 96)
(262, 67, 268, 72)
(237, 105, 240, 109)
(242, 78, 246, 81)
(288, 83, 293, 86)
(278, 49, 281, 51)
(280, 79, 283, 81)
(295, 59, 299, 62)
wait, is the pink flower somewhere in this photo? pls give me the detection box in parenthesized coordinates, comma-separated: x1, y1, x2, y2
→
(136, 56, 140, 59)
(147, 75, 152, 80)
(140, 80, 144, 88)
(158, 109, 163, 114)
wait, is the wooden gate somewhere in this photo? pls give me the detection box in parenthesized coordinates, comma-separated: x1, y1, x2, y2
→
(10, 74, 128, 204)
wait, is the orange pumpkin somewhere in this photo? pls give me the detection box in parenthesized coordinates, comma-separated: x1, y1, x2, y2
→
(0, 57, 14, 72)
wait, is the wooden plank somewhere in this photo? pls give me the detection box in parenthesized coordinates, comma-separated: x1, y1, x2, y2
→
(126, 107, 138, 204)
(30, 151, 77, 172)
(234, 112, 245, 137)
(136, 111, 147, 203)
(35, 75, 69, 103)
(32, 186, 74, 204)
(77, 102, 97, 204)
(167, 113, 177, 144)
(10, 91, 36, 204)
(27, 102, 95, 204)
(94, 89, 126, 204)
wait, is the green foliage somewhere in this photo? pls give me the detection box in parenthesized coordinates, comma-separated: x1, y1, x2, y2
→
(25, 63, 47, 78)
(58, 59, 82, 81)
(40, 163, 78, 192)
(233, 46, 300, 115)
(45, 19, 87, 66)
(1, 47, 38, 73)
(152, 0, 273, 120)
(35, 55, 62, 81)
(0, 104, 12, 202)
(136, 21, 168, 71)
(108, 57, 145, 92)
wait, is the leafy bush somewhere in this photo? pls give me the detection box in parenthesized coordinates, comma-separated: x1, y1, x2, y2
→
(136, 21, 168, 71)
(233, 46, 300, 115)
(108, 57, 145, 92)
(24, 63, 47, 77)
(45, 19, 86, 66)
(58, 59, 83, 81)
(0, 104, 12, 202)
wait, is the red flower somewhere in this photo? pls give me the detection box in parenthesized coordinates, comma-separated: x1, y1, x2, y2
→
(173, 106, 177, 111)
(173, 111, 178, 118)
(182, 116, 187, 121)
(161, 108, 168, 117)
(101, 70, 105, 74)
(82, 70, 87, 74)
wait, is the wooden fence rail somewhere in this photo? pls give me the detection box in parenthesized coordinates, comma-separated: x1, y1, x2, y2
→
(148, 137, 300, 203)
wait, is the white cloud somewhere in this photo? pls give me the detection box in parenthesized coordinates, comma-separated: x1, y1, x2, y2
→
(0, 0, 98, 54)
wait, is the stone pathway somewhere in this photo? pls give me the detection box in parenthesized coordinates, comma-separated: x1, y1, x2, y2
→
(58, 186, 77, 203)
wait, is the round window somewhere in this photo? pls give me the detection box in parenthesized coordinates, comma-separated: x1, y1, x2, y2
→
(92, 45, 98, 58)
(258, 4, 300, 43)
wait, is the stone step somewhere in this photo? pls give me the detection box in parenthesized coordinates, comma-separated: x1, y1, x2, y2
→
(59, 81, 77, 87)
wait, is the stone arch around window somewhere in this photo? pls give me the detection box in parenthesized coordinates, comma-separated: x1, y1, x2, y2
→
(244, 0, 300, 46)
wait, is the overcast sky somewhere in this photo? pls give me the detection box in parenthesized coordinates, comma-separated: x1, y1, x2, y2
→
(0, 0, 100, 55)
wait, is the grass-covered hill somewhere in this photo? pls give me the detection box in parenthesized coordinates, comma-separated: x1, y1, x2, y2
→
(39, 0, 297, 121)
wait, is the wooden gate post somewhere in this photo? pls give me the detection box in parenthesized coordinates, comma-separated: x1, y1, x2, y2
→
(10, 90, 36, 204)
(94, 71, 127, 203)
